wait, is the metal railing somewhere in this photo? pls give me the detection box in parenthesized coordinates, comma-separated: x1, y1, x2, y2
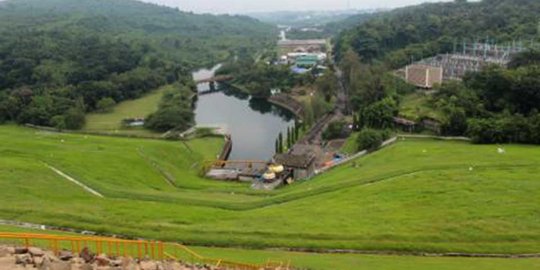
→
(0, 232, 290, 270)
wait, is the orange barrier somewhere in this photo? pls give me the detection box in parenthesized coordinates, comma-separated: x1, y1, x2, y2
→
(0, 232, 290, 270)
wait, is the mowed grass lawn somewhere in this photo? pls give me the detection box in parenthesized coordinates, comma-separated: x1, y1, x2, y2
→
(193, 246, 540, 270)
(83, 85, 170, 136)
(0, 125, 539, 261)
(1, 225, 537, 270)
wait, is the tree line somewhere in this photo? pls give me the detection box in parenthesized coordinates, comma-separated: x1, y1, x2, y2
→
(433, 51, 540, 144)
(335, 0, 540, 68)
(0, 0, 275, 131)
(329, 0, 540, 149)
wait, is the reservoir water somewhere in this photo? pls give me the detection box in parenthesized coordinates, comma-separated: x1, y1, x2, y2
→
(192, 65, 295, 161)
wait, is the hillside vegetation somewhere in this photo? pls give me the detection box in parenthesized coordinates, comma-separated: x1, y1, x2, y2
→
(1, 125, 539, 256)
(335, 0, 540, 67)
(0, 0, 274, 130)
(334, 0, 540, 149)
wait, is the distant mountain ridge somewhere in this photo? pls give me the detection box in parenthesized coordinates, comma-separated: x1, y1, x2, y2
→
(0, 0, 275, 129)
(334, 0, 540, 67)
(0, 0, 272, 38)
(247, 9, 384, 28)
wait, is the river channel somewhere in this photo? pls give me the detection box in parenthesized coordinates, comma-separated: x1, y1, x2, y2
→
(192, 65, 295, 161)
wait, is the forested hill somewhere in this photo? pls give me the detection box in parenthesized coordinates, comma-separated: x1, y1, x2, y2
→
(0, 0, 274, 65)
(0, 0, 275, 129)
(335, 0, 540, 67)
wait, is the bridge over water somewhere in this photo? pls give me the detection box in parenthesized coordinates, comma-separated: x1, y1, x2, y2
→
(195, 75, 234, 95)
(195, 75, 233, 84)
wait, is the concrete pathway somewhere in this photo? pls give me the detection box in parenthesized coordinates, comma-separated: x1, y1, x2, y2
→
(45, 164, 104, 198)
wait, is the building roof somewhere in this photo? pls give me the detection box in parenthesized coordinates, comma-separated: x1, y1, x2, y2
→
(274, 153, 316, 169)
(278, 39, 327, 46)
(296, 60, 318, 67)
(393, 117, 416, 126)
(405, 64, 443, 89)
(295, 55, 319, 67)
(291, 66, 309, 74)
(297, 55, 319, 61)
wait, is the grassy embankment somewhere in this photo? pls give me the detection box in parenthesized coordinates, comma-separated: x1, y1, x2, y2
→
(83, 85, 173, 136)
(1, 125, 540, 269)
(0, 224, 538, 270)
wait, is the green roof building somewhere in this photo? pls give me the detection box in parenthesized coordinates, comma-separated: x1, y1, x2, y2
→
(295, 55, 319, 67)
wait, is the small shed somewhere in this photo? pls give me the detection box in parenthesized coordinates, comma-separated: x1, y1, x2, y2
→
(393, 117, 416, 133)
(421, 118, 442, 134)
(274, 153, 316, 180)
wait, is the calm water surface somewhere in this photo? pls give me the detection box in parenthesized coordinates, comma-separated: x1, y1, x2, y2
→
(192, 65, 294, 160)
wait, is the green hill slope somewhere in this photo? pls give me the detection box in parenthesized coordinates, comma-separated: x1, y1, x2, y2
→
(1, 125, 539, 255)
(335, 0, 540, 67)
(0, 0, 273, 61)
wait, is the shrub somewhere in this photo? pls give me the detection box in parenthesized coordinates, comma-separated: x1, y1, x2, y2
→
(380, 129, 394, 141)
(64, 108, 86, 130)
(145, 106, 193, 132)
(96, 98, 116, 113)
(322, 120, 347, 140)
(50, 115, 66, 130)
(356, 128, 383, 151)
(441, 107, 468, 136)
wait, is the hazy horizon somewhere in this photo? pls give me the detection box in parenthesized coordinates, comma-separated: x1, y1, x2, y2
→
(139, 0, 455, 14)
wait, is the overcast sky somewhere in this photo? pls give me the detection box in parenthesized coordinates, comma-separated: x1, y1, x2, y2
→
(140, 0, 453, 14)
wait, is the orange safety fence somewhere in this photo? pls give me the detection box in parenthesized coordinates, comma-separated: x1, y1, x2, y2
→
(0, 232, 290, 270)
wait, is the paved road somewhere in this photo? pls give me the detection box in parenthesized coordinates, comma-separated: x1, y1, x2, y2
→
(296, 58, 351, 146)
(334, 67, 350, 115)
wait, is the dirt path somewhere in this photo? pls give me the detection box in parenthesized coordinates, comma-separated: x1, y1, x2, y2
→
(44, 164, 104, 198)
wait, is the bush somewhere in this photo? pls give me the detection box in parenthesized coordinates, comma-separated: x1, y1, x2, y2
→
(359, 97, 398, 129)
(467, 114, 539, 144)
(144, 106, 193, 132)
(380, 129, 394, 141)
(441, 107, 468, 136)
(356, 128, 383, 151)
(322, 120, 347, 140)
(64, 108, 86, 130)
(50, 115, 67, 130)
(96, 98, 116, 113)
(144, 83, 195, 133)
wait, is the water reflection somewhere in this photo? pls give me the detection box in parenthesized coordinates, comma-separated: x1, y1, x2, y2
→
(192, 65, 296, 160)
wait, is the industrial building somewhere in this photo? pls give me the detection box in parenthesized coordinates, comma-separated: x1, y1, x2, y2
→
(404, 64, 443, 89)
(277, 39, 327, 54)
(400, 41, 527, 88)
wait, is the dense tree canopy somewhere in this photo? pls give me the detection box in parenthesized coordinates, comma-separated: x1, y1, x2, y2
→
(0, 0, 275, 129)
(335, 0, 540, 67)
(332, 0, 540, 146)
(144, 84, 195, 133)
(429, 50, 540, 143)
(217, 57, 304, 98)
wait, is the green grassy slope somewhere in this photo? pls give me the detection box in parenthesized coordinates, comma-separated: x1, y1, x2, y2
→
(0, 125, 539, 257)
(194, 247, 540, 270)
(1, 225, 537, 270)
(83, 85, 169, 136)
